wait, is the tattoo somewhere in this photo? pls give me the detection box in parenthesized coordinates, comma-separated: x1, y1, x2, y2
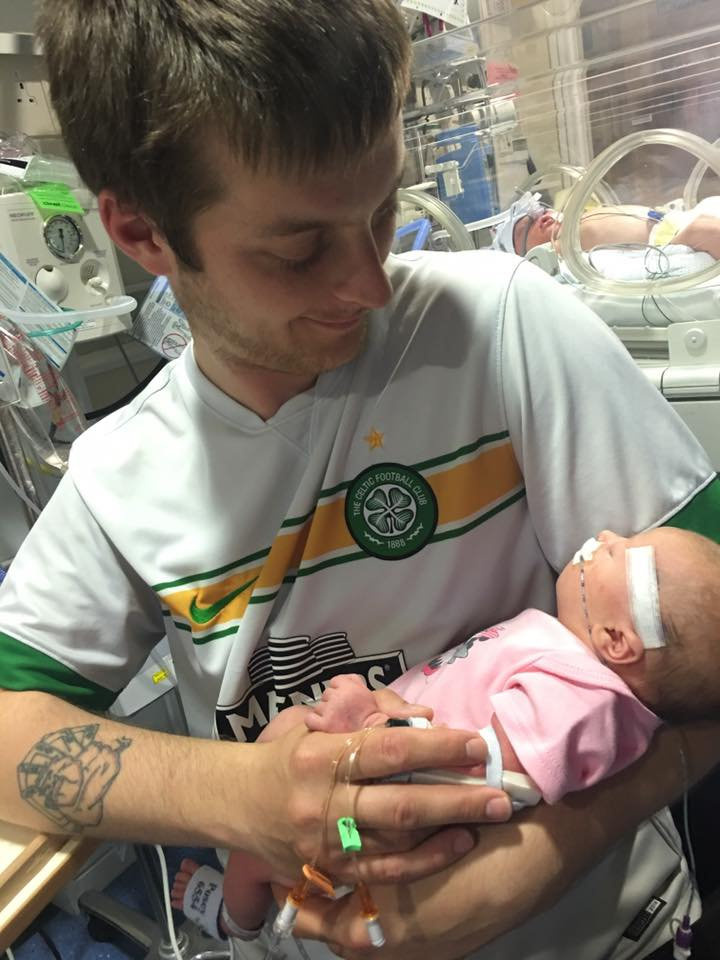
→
(17, 724, 132, 832)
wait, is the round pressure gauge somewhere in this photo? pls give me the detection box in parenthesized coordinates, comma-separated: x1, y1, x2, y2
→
(43, 214, 83, 262)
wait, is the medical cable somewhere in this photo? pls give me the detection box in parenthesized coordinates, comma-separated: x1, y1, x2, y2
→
(154, 844, 188, 960)
(0, 457, 41, 516)
(264, 726, 381, 960)
(263, 734, 359, 959)
(343, 729, 385, 947)
(34, 930, 63, 960)
(84, 359, 167, 421)
(584, 241, 676, 328)
(113, 334, 141, 385)
(5, 948, 14, 960)
(671, 741, 697, 960)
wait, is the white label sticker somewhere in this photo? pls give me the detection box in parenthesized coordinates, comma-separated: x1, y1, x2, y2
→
(133, 275, 192, 358)
(402, 0, 468, 29)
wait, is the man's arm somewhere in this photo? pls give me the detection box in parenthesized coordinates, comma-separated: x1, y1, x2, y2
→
(293, 722, 720, 958)
(0, 686, 514, 883)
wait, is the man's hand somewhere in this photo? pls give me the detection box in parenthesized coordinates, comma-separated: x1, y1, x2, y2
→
(270, 725, 720, 959)
(240, 721, 512, 885)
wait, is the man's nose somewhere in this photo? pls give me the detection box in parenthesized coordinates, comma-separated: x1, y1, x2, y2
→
(332, 232, 393, 310)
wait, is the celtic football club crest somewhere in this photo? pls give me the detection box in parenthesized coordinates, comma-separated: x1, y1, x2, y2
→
(345, 462, 438, 560)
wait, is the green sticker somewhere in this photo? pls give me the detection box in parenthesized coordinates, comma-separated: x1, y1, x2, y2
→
(26, 183, 84, 217)
(337, 817, 362, 853)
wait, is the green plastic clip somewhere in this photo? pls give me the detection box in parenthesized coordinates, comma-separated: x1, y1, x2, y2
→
(337, 816, 362, 853)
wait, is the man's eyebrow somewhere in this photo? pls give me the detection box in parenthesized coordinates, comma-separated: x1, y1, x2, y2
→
(258, 174, 404, 238)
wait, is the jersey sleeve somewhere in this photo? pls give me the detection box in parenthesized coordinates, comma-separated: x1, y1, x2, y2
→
(665, 475, 720, 543)
(0, 472, 165, 709)
(497, 260, 716, 571)
(490, 656, 661, 804)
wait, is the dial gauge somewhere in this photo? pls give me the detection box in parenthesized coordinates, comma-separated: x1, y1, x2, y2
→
(43, 214, 83, 262)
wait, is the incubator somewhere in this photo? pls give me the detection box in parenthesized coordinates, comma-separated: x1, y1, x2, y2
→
(399, 0, 720, 468)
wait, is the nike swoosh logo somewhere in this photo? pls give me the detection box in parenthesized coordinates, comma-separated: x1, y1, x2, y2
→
(189, 576, 259, 625)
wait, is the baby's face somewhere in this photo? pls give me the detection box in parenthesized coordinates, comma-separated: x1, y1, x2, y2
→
(556, 530, 634, 635)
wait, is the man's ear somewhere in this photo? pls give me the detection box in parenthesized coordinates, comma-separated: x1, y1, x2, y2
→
(98, 190, 176, 277)
(590, 624, 645, 665)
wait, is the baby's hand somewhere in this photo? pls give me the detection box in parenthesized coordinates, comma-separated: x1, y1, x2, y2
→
(305, 674, 387, 733)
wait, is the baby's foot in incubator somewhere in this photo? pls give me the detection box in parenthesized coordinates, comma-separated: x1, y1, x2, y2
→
(171, 858, 205, 912)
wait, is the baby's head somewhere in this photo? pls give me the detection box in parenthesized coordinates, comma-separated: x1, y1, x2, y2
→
(491, 191, 559, 255)
(556, 527, 720, 723)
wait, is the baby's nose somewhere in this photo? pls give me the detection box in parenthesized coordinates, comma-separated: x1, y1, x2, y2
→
(598, 529, 620, 544)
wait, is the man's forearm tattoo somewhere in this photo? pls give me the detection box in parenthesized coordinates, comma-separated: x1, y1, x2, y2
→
(18, 724, 132, 832)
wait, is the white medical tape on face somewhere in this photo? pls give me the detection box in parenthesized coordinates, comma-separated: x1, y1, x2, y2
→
(626, 545, 666, 649)
(572, 536, 602, 566)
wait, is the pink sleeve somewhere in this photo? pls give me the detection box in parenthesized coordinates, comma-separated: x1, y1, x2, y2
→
(490, 657, 661, 805)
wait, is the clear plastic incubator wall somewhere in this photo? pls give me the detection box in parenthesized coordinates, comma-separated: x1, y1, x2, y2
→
(399, 0, 720, 467)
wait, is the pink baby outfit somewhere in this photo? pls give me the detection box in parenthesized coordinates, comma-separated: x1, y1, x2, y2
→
(390, 609, 660, 804)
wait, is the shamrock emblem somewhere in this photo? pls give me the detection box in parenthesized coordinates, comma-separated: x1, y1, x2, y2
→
(364, 484, 417, 536)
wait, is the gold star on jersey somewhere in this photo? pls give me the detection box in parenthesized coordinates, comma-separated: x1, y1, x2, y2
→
(364, 428, 384, 450)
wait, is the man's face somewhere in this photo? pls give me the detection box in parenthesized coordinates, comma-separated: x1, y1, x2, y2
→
(167, 120, 405, 384)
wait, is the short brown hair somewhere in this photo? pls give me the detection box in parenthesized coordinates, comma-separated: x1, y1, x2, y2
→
(36, 1, 410, 268)
(651, 528, 720, 723)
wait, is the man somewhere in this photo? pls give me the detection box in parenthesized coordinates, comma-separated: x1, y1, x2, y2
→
(493, 190, 720, 259)
(0, 2, 718, 959)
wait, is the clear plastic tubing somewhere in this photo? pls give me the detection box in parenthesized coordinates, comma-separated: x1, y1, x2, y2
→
(517, 163, 620, 208)
(2, 295, 137, 325)
(683, 137, 720, 211)
(397, 188, 475, 251)
(558, 129, 720, 296)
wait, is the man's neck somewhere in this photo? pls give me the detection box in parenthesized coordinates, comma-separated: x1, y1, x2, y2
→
(193, 341, 316, 421)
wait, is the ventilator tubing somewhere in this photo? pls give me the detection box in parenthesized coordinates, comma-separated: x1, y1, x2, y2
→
(558, 129, 720, 295)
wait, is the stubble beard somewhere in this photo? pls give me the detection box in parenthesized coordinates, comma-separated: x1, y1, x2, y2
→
(173, 274, 369, 378)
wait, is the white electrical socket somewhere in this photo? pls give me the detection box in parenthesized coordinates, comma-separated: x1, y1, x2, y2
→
(0, 56, 59, 138)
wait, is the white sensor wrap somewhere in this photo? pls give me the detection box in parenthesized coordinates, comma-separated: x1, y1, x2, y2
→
(626, 546, 666, 649)
(477, 724, 503, 789)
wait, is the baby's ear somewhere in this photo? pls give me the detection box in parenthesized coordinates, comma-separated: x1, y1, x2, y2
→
(591, 624, 644, 665)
